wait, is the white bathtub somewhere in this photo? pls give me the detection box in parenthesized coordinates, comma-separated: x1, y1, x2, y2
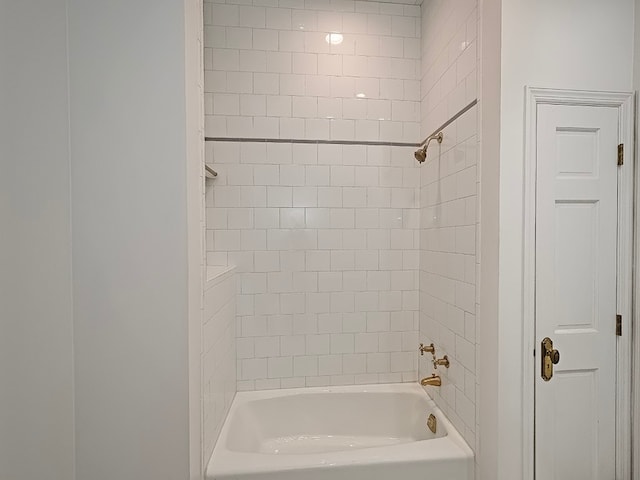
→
(206, 383, 473, 480)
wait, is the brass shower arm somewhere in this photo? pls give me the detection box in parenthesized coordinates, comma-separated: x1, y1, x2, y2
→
(414, 132, 443, 163)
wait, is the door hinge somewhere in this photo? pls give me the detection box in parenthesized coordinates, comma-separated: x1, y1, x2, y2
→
(618, 144, 624, 166)
(616, 314, 622, 336)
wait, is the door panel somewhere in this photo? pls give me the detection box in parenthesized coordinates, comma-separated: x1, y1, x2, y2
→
(552, 369, 598, 479)
(555, 201, 598, 329)
(535, 104, 618, 480)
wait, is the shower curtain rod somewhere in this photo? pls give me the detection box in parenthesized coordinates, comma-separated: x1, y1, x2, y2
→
(203, 98, 478, 149)
(418, 98, 478, 147)
(205, 164, 217, 178)
(204, 137, 420, 147)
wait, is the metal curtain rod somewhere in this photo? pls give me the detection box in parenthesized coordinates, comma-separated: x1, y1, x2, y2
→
(418, 99, 478, 147)
(202, 98, 478, 167)
(205, 164, 217, 179)
(204, 137, 420, 147)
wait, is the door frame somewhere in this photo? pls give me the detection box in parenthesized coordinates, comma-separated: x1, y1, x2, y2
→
(522, 87, 634, 480)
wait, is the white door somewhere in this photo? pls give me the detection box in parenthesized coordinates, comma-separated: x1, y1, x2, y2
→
(535, 104, 619, 480)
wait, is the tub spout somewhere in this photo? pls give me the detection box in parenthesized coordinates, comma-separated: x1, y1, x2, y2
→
(420, 374, 441, 387)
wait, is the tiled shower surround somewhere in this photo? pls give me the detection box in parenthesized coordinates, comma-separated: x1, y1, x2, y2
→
(419, 0, 479, 454)
(204, 0, 480, 456)
(204, 0, 421, 143)
(206, 141, 420, 389)
(205, 0, 422, 391)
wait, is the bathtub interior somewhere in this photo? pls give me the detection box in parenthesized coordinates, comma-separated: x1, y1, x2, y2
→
(225, 390, 445, 455)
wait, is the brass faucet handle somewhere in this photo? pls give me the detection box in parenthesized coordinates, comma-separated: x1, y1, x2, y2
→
(419, 343, 435, 356)
(433, 355, 450, 368)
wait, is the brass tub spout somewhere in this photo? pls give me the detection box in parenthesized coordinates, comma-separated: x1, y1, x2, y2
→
(420, 374, 441, 387)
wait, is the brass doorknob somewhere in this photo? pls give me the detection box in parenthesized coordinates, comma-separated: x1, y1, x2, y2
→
(541, 337, 560, 381)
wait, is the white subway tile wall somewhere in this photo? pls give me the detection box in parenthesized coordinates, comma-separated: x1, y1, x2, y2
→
(206, 142, 420, 390)
(204, 0, 422, 143)
(420, 0, 477, 139)
(200, 0, 487, 470)
(205, 0, 422, 393)
(203, 267, 237, 462)
(419, 0, 478, 458)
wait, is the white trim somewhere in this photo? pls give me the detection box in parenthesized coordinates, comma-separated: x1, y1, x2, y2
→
(522, 86, 537, 480)
(633, 92, 640, 480)
(523, 87, 634, 480)
(615, 90, 634, 480)
(185, 0, 205, 478)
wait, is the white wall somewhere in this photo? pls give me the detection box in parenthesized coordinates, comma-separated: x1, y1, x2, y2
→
(67, 1, 193, 478)
(420, 0, 477, 137)
(204, 0, 421, 391)
(202, 267, 237, 464)
(483, 1, 635, 479)
(419, 0, 479, 457)
(0, 2, 75, 479)
(204, 0, 421, 143)
(185, 0, 206, 477)
(2, 2, 208, 478)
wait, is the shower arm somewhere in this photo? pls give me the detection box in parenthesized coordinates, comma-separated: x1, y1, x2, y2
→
(413, 98, 478, 164)
(414, 132, 443, 163)
(424, 131, 443, 149)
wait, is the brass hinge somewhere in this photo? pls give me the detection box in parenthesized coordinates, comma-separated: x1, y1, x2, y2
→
(616, 314, 622, 336)
(618, 144, 624, 166)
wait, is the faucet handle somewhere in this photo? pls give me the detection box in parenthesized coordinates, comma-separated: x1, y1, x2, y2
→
(419, 343, 435, 356)
(433, 355, 450, 369)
